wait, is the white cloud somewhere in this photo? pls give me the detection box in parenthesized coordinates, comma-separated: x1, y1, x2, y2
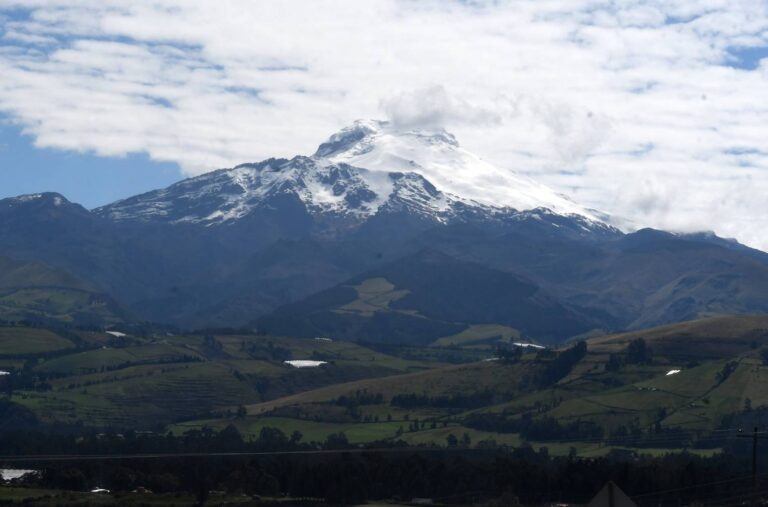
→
(380, 85, 502, 129)
(0, 0, 768, 249)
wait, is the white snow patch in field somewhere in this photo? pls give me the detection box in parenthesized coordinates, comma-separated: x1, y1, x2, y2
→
(513, 342, 545, 349)
(1, 469, 36, 480)
(284, 360, 327, 368)
(0, 370, 9, 376)
(666, 369, 681, 376)
(106, 331, 127, 337)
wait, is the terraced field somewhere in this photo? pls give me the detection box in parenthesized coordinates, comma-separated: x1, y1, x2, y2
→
(4, 315, 768, 451)
(336, 277, 413, 317)
(431, 324, 520, 348)
(0, 327, 74, 355)
(0, 325, 448, 428)
(170, 416, 408, 444)
(166, 315, 768, 451)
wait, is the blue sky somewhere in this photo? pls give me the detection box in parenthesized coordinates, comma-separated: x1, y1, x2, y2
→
(1, 1, 767, 247)
(2, 32, 760, 211)
(0, 120, 180, 208)
(727, 45, 768, 70)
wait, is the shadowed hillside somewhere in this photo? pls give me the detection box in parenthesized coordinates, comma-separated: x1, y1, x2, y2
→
(257, 250, 597, 345)
(0, 255, 127, 325)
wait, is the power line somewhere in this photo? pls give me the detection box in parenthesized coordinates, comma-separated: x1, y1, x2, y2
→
(0, 428, 744, 464)
(633, 472, 761, 499)
(0, 446, 509, 463)
(737, 427, 768, 506)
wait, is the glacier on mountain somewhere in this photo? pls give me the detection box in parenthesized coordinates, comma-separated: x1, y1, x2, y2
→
(95, 120, 605, 229)
(317, 120, 598, 220)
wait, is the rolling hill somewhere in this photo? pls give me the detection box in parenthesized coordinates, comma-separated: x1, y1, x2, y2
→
(2, 123, 768, 340)
(2, 314, 768, 452)
(192, 315, 768, 451)
(0, 255, 126, 326)
(256, 250, 597, 345)
(0, 325, 450, 428)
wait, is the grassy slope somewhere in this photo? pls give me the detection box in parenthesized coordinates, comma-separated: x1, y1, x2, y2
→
(242, 359, 540, 416)
(170, 416, 408, 444)
(0, 327, 74, 355)
(336, 277, 413, 317)
(431, 324, 520, 348)
(587, 314, 768, 360)
(2, 329, 446, 428)
(183, 315, 768, 451)
(36, 344, 203, 374)
(5, 315, 768, 449)
(258, 251, 596, 345)
(0, 255, 126, 325)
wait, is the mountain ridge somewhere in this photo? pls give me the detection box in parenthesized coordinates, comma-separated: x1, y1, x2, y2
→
(1, 121, 767, 336)
(93, 120, 611, 234)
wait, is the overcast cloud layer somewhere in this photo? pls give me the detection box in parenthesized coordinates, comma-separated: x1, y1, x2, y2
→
(1, 1, 768, 248)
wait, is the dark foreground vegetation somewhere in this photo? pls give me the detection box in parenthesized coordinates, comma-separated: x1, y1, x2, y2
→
(5, 318, 768, 505)
(0, 425, 767, 506)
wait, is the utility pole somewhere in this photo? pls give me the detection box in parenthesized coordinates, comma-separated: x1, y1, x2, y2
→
(738, 427, 768, 505)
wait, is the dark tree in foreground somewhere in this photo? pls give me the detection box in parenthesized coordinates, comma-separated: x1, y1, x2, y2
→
(626, 338, 652, 364)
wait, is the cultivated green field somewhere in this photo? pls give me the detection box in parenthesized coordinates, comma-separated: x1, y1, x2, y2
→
(0, 325, 449, 428)
(160, 315, 768, 453)
(2, 315, 768, 455)
(336, 277, 413, 317)
(170, 415, 408, 444)
(431, 324, 520, 348)
(0, 288, 122, 325)
(0, 327, 74, 355)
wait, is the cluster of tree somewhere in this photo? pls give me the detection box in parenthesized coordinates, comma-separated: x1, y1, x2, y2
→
(70, 355, 203, 378)
(496, 345, 523, 363)
(445, 432, 472, 447)
(334, 390, 384, 407)
(537, 341, 587, 388)
(626, 338, 653, 364)
(391, 389, 496, 409)
(359, 341, 483, 364)
(0, 361, 76, 393)
(201, 335, 226, 357)
(9, 437, 766, 506)
(464, 413, 603, 441)
(606, 338, 654, 371)
(397, 418, 447, 433)
(716, 360, 738, 384)
(240, 340, 293, 361)
(721, 406, 768, 435)
(0, 424, 359, 459)
(196, 326, 260, 336)
(606, 420, 693, 448)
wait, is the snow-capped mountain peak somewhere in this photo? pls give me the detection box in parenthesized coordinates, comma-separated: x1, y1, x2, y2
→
(95, 120, 607, 230)
(315, 119, 458, 159)
(314, 120, 598, 221)
(95, 156, 470, 225)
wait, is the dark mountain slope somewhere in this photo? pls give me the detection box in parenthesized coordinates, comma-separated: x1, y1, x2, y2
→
(0, 254, 127, 325)
(587, 314, 768, 361)
(257, 250, 597, 345)
(410, 224, 768, 331)
(2, 123, 768, 336)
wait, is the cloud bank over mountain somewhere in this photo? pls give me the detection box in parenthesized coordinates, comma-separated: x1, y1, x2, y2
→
(380, 86, 502, 129)
(0, 1, 767, 247)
